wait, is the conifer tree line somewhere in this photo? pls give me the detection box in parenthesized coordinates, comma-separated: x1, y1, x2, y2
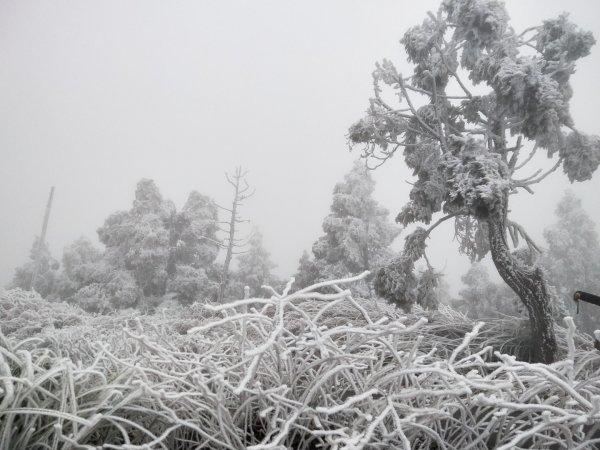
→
(10, 177, 281, 312)
(11, 166, 600, 347)
(13, 159, 600, 334)
(11, 163, 408, 312)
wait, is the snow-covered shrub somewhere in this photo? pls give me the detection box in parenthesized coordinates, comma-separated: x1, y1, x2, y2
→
(167, 264, 219, 304)
(0, 288, 85, 340)
(67, 268, 142, 313)
(1, 273, 600, 449)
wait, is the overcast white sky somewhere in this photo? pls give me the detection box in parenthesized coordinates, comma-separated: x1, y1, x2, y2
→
(1, 0, 599, 294)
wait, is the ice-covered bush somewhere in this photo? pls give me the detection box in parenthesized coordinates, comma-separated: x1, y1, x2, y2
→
(1, 274, 600, 449)
(0, 288, 86, 340)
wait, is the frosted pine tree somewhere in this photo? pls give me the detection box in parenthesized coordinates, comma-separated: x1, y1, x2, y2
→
(542, 191, 600, 335)
(304, 161, 399, 296)
(56, 237, 103, 300)
(452, 262, 521, 319)
(98, 179, 173, 297)
(229, 229, 278, 298)
(293, 251, 320, 290)
(10, 237, 59, 298)
(349, 0, 600, 362)
(169, 191, 220, 269)
(56, 237, 141, 312)
(167, 191, 221, 303)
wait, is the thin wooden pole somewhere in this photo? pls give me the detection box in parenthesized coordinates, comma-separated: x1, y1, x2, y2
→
(30, 186, 55, 290)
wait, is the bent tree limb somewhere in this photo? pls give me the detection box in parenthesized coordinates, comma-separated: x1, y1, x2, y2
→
(487, 216, 558, 364)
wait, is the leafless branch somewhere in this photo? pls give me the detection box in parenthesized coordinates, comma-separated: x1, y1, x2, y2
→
(507, 219, 541, 253)
(507, 136, 523, 171)
(198, 236, 226, 248)
(216, 204, 233, 213)
(425, 212, 463, 238)
(523, 158, 563, 186)
(433, 42, 473, 99)
(518, 26, 538, 38)
(398, 78, 442, 140)
(513, 144, 538, 171)
(428, 70, 449, 153)
(403, 83, 469, 100)
(512, 183, 535, 194)
(513, 168, 542, 184)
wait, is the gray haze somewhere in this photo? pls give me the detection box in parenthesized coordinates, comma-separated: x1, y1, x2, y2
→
(1, 0, 600, 294)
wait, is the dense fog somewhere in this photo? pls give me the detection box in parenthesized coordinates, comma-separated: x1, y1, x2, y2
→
(4, 1, 600, 449)
(2, 0, 600, 294)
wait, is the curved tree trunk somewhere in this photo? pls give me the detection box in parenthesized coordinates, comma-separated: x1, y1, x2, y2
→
(487, 216, 558, 364)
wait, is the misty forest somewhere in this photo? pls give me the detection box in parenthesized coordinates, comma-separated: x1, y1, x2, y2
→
(3, 0, 600, 449)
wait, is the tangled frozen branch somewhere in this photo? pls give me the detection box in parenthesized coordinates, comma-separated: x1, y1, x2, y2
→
(1, 274, 599, 449)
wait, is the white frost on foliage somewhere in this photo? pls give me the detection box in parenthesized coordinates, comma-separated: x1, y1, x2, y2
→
(2, 274, 600, 449)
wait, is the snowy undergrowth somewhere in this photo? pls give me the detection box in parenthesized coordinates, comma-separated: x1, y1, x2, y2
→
(1, 273, 600, 449)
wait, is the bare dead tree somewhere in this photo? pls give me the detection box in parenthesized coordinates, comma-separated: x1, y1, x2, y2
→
(216, 167, 255, 301)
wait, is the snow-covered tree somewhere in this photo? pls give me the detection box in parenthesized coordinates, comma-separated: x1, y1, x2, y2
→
(56, 237, 142, 313)
(349, 1, 599, 362)
(542, 191, 600, 335)
(452, 262, 522, 319)
(301, 161, 399, 295)
(97, 179, 224, 305)
(10, 237, 59, 298)
(229, 229, 278, 298)
(293, 251, 320, 290)
(56, 237, 103, 300)
(98, 179, 174, 297)
(166, 191, 221, 303)
(168, 191, 220, 270)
